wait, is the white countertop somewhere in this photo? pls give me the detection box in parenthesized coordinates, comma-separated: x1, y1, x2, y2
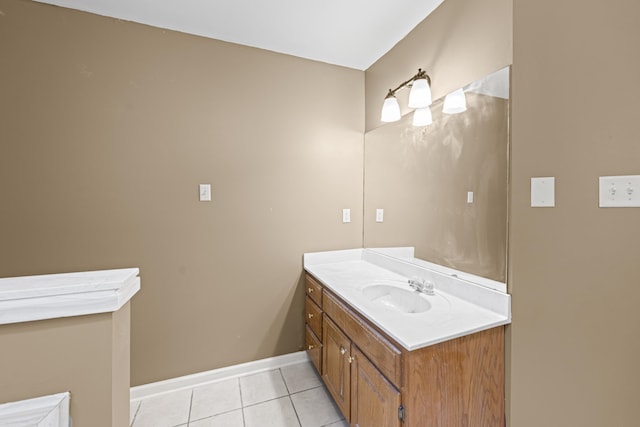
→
(0, 268, 140, 325)
(304, 249, 510, 351)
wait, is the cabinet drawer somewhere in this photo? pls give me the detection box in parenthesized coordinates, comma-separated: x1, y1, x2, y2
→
(323, 290, 402, 388)
(305, 325, 322, 375)
(305, 274, 323, 307)
(305, 296, 323, 338)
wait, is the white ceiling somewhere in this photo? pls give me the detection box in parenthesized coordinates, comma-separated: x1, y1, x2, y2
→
(34, 0, 445, 70)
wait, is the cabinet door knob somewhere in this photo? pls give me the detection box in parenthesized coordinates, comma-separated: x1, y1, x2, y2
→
(340, 346, 347, 355)
(348, 356, 355, 364)
(308, 345, 315, 351)
(307, 287, 314, 293)
(307, 313, 314, 319)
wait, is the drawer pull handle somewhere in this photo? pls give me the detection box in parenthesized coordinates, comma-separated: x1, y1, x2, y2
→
(340, 346, 347, 355)
(308, 345, 315, 351)
(307, 313, 314, 319)
(307, 287, 314, 293)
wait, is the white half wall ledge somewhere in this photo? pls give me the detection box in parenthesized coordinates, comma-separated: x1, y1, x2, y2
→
(0, 268, 140, 325)
(0, 392, 70, 427)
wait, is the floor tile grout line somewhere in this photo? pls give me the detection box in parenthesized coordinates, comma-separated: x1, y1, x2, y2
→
(288, 394, 303, 427)
(289, 384, 325, 397)
(238, 376, 245, 407)
(236, 377, 247, 427)
(186, 389, 194, 424)
(188, 407, 244, 424)
(280, 364, 325, 395)
(130, 400, 141, 427)
(293, 384, 345, 427)
(239, 369, 291, 408)
(238, 376, 247, 427)
(241, 393, 293, 409)
(278, 367, 293, 395)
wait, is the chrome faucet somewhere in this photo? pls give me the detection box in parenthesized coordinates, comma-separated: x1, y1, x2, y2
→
(408, 278, 435, 295)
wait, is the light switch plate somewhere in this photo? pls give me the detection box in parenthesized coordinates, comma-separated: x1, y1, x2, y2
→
(467, 192, 474, 204)
(376, 208, 384, 222)
(199, 184, 211, 202)
(599, 175, 640, 207)
(531, 177, 555, 207)
(342, 208, 351, 223)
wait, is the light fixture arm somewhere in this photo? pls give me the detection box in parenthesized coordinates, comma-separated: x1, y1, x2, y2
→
(385, 68, 432, 98)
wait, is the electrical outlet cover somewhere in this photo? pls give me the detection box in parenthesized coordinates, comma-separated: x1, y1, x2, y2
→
(531, 177, 555, 207)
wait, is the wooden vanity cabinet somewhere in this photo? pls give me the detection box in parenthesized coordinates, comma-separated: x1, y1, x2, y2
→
(323, 289, 402, 387)
(305, 275, 324, 374)
(306, 273, 505, 427)
(401, 325, 505, 427)
(351, 346, 401, 427)
(322, 316, 352, 420)
(322, 288, 402, 427)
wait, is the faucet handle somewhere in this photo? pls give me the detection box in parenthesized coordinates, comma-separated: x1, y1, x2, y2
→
(408, 278, 422, 290)
(408, 278, 435, 295)
(423, 280, 435, 295)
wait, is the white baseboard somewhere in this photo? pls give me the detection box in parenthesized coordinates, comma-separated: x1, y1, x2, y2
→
(130, 351, 310, 401)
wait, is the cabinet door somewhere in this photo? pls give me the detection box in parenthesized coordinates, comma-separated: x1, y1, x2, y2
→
(351, 346, 401, 427)
(322, 317, 351, 422)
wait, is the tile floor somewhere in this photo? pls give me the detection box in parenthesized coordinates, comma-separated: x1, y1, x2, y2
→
(130, 361, 348, 427)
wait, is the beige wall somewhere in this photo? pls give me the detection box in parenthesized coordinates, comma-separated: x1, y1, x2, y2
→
(0, 304, 131, 426)
(364, 92, 508, 282)
(509, 0, 640, 425)
(0, 0, 364, 386)
(365, 0, 513, 131)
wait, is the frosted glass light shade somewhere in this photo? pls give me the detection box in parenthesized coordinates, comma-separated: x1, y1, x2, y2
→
(443, 88, 467, 114)
(381, 96, 401, 122)
(412, 107, 432, 127)
(408, 78, 432, 108)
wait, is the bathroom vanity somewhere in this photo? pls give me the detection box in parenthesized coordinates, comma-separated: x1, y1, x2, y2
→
(304, 249, 510, 427)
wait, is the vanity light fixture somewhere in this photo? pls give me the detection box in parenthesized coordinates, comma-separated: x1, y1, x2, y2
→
(380, 95, 402, 122)
(412, 107, 433, 127)
(380, 68, 432, 124)
(442, 88, 467, 114)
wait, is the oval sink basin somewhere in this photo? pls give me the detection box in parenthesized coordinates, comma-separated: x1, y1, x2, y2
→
(362, 284, 431, 314)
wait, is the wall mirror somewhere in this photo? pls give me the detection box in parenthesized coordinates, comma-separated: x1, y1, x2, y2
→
(363, 67, 510, 283)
